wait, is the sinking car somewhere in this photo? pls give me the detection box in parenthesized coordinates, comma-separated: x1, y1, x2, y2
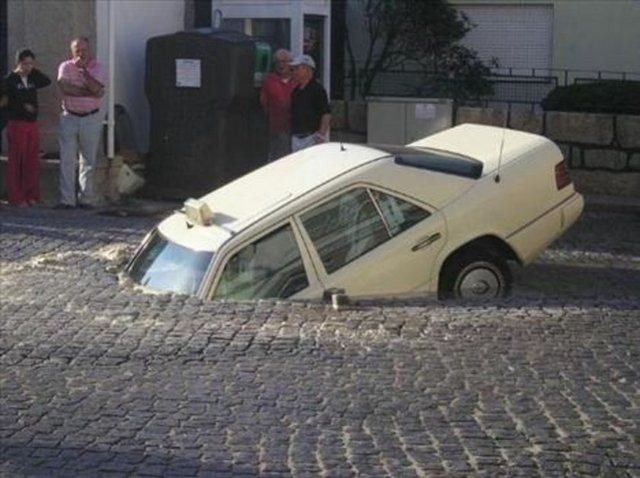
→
(127, 123, 584, 301)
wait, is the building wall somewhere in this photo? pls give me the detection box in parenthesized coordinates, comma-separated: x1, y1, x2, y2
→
(450, 0, 640, 73)
(7, 0, 96, 154)
(551, 1, 640, 72)
(96, 0, 185, 153)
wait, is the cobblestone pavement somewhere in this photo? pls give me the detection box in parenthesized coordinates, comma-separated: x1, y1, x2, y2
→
(1, 206, 639, 477)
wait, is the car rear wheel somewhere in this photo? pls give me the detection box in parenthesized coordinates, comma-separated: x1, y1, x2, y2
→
(439, 250, 512, 301)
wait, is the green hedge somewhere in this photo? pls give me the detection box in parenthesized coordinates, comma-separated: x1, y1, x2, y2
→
(541, 80, 640, 115)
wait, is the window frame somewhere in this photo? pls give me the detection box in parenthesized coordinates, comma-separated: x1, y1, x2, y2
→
(206, 218, 316, 301)
(369, 188, 432, 238)
(294, 183, 433, 277)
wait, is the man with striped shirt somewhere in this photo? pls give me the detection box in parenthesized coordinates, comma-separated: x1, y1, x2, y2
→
(56, 37, 105, 209)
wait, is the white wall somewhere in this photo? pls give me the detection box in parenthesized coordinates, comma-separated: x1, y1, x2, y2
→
(96, 0, 184, 153)
(450, 0, 640, 74)
(457, 4, 553, 70)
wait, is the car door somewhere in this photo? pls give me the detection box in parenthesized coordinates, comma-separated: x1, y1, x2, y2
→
(295, 186, 447, 299)
(208, 220, 323, 300)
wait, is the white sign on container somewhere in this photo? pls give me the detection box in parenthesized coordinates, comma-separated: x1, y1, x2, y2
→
(176, 59, 201, 88)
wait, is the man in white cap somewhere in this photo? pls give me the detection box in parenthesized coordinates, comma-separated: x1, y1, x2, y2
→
(289, 54, 330, 152)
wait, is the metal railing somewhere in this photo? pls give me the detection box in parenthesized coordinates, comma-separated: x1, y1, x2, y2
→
(344, 67, 640, 107)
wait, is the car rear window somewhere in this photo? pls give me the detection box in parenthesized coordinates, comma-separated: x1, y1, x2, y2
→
(370, 144, 483, 179)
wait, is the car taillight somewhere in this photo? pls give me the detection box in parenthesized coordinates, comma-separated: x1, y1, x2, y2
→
(555, 160, 572, 190)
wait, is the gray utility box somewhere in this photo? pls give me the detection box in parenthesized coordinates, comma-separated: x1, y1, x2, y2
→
(367, 97, 453, 145)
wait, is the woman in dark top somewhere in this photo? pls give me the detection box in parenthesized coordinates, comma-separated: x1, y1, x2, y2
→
(1, 49, 51, 206)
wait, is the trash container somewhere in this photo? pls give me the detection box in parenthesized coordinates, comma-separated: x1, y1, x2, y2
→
(146, 29, 267, 198)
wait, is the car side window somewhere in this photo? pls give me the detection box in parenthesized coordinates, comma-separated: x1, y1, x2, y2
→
(301, 188, 390, 274)
(213, 224, 309, 300)
(370, 190, 431, 236)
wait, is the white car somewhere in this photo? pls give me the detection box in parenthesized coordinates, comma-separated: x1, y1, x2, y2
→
(127, 124, 584, 301)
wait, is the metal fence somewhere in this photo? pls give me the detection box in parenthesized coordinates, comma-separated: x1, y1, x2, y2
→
(344, 67, 640, 107)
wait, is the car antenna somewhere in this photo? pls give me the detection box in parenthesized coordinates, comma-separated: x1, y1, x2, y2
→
(495, 126, 506, 183)
(340, 142, 346, 152)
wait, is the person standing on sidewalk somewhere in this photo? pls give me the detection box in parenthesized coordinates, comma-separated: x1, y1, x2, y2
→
(260, 48, 297, 161)
(1, 49, 51, 207)
(289, 54, 331, 153)
(56, 37, 105, 209)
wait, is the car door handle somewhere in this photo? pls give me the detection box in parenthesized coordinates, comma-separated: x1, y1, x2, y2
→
(412, 233, 441, 252)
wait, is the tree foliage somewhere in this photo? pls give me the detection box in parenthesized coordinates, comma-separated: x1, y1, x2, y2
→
(345, 0, 495, 100)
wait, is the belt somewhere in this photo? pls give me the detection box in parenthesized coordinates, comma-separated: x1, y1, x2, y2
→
(293, 132, 313, 138)
(65, 108, 99, 117)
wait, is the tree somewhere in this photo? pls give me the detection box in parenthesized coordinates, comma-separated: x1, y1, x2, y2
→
(344, 0, 495, 100)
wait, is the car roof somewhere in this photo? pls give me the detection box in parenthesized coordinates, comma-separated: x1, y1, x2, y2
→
(199, 138, 491, 234)
(199, 142, 389, 232)
(158, 143, 390, 251)
(158, 124, 553, 252)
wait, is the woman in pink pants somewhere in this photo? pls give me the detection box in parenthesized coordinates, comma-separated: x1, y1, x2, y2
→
(1, 49, 51, 206)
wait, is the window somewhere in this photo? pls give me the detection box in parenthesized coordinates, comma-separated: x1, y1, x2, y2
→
(301, 188, 390, 274)
(213, 224, 308, 300)
(370, 190, 430, 236)
(222, 18, 291, 50)
(128, 231, 213, 296)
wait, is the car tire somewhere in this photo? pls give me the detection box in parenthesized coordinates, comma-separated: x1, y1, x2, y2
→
(439, 249, 512, 301)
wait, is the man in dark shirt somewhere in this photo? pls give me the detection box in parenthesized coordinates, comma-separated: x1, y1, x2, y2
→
(289, 54, 331, 152)
(2, 49, 51, 206)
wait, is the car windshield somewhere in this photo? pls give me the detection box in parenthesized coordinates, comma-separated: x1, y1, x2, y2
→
(127, 230, 214, 296)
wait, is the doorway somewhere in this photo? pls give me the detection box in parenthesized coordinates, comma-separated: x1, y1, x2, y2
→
(303, 15, 324, 86)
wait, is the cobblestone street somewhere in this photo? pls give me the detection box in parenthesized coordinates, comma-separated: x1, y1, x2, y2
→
(1, 206, 639, 477)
